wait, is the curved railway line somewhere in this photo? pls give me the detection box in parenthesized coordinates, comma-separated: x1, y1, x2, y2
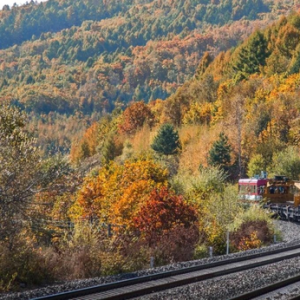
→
(32, 244, 300, 300)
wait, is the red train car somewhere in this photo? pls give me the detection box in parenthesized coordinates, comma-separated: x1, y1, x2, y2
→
(238, 177, 268, 202)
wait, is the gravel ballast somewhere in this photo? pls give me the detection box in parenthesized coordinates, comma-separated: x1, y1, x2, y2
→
(273, 219, 300, 242)
(138, 257, 300, 300)
(137, 220, 300, 300)
(1, 220, 300, 300)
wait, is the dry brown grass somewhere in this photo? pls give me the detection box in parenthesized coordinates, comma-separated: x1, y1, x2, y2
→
(178, 124, 222, 174)
(129, 124, 162, 154)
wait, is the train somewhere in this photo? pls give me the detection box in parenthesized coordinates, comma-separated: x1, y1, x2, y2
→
(238, 174, 300, 221)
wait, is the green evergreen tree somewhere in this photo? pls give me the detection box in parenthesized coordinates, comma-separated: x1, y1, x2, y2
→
(208, 132, 232, 172)
(80, 141, 90, 159)
(289, 48, 300, 74)
(233, 31, 269, 80)
(26, 74, 35, 85)
(151, 124, 181, 156)
(102, 135, 117, 163)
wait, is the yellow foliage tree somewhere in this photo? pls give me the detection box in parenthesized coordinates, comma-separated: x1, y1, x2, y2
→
(182, 102, 214, 125)
(70, 158, 169, 227)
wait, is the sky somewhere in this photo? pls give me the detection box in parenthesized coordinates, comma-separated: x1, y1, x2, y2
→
(1, 0, 48, 7)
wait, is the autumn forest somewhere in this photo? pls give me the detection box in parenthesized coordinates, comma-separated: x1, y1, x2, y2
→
(1, 0, 300, 293)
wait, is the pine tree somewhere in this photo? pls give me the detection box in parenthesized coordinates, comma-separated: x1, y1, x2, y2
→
(80, 141, 90, 159)
(102, 135, 117, 163)
(233, 31, 269, 80)
(151, 124, 181, 156)
(208, 132, 232, 172)
(289, 48, 300, 74)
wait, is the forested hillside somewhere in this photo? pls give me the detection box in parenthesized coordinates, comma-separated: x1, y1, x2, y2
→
(0, 0, 297, 153)
(0, 0, 269, 49)
(73, 10, 300, 178)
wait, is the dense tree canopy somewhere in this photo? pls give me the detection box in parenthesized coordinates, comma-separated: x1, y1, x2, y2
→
(71, 158, 169, 226)
(0, 0, 295, 155)
(0, 0, 270, 50)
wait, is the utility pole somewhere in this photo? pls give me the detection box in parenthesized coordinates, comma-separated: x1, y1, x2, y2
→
(226, 230, 230, 255)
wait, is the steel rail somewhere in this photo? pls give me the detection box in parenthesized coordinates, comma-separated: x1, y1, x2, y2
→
(290, 292, 300, 300)
(32, 244, 300, 300)
(229, 274, 300, 300)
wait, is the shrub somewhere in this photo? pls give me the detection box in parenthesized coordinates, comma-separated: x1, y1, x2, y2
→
(54, 222, 124, 279)
(151, 225, 200, 264)
(230, 204, 274, 231)
(235, 231, 262, 251)
(193, 244, 209, 259)
(189, 166, 228, 201)
(231, 220, 272, 251)
(0, 238, 54, 292)
(120, 224, 200, 267)
(115, 232, 151, 272)
(204, 221, 228, 255)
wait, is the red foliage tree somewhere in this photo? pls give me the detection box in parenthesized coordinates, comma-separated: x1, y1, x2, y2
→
(118, 101, 155, 134)
(133, 187, 199, 248)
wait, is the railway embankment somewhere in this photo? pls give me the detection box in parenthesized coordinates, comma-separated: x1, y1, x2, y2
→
(1, 220, 300, 300)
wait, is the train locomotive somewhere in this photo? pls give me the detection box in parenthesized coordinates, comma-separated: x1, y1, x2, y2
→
(238, 174, 300, 221)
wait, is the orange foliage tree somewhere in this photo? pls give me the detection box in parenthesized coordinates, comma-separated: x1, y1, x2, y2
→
(118, 101, 155, 134)
(70, 122, 99, 163)
(70, 158, 169, 227)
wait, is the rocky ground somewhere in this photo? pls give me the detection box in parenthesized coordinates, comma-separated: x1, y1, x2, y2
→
(273, 219, 300, 242)
(1, 220, 300, 300)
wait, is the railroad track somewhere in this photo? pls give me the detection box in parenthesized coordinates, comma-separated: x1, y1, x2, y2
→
(264, 203, 300, 222)
(32, 244, 300, 300)
(230, 274, 300, 300)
